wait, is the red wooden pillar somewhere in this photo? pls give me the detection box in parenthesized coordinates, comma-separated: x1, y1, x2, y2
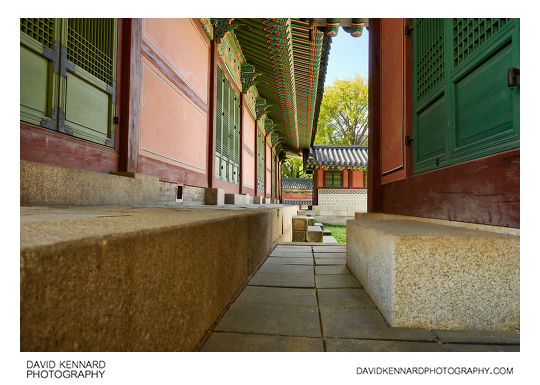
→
(368, 18, 382, 212)
(119, 18, 142, 173)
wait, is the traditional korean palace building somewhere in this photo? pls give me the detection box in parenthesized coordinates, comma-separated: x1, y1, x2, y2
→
(281, 177, 313, 206)
(305, 144, 368, 214)
(20, 18, 520, 352)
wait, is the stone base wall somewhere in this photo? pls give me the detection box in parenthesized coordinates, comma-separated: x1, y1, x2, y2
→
(317, 188, 367, 209)
(21, 205, 297, 351)
(313, 205, 364, 217)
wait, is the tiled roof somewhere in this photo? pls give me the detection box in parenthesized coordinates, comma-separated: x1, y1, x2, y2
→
(306, 145, 368, 167)
(282, 178, 314, 190)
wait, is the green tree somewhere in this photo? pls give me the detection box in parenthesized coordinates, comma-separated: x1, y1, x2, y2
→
(315, 75, 368, 145)
(282, 157, 311, 178)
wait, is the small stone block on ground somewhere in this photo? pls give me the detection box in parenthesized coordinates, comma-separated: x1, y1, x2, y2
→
(307, 217, 316, 226)
(224, 193, 247, 205)
(292, 230, 306, 242)
(204, 188, 224, 205)
(306, 225, 323, 242)
(292, 216, 309, 231)
(253, 196, 263, 204)
(297, 211, 307, 216)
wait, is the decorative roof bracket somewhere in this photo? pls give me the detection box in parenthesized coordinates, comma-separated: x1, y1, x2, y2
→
(210, 18, 236, 44)
(240, 62, 261, 93)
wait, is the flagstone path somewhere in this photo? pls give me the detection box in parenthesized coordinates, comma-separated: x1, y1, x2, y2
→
(201, 244, 519, 352)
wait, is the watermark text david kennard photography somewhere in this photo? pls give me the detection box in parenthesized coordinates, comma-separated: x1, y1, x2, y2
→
(357, 366, 514, 376)
(27, 360, 106, 379)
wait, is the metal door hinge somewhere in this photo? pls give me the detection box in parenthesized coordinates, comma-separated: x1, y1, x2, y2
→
(404, 25, 414, 36)
(40, 107, 59, 130)
(106, 81, 117, 104)
(105, 128, 115, 148)
(405, 135, 414, 146)
(57, 108, 73, 135)
(113, 116, 119, 125)
(508, 67, 520, 89)
(59, 46, 75, 77)
(42, 42, 60, 74)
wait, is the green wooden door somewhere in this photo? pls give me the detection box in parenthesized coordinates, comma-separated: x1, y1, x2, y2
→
(215, 65, 239, 183)
(20, 18, 117, 147)
(413, 18, 519, 174)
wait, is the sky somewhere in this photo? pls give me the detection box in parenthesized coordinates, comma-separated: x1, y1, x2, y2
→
(323, 27, 369, 86)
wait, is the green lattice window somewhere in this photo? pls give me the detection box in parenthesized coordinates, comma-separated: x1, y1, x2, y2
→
(21, 18, 56, 49)
(415, 18, 445, 104)
(413, 18, 519, 174)
(271, 154, 276, 196)
(216, 65, 239, 183)
(257, 130, 265, 192)
(20, 18, 117, 147)
(324, 171, 342, 187)
(67, 19, 116, 85)
(453, 18, 511, 67)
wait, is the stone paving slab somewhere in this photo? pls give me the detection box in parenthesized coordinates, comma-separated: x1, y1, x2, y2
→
(442, 344, 520, 352)
(314, 252, 346, 258)
(317, 289, 375, 308)
(316, 275, 361, 288)
(432, 329, 520, 345)
(273, 245, 312, 252)
(313, 246, 346, 253)
(258, 263, 314, 275)
(320, 307, 434, 341)
(264, 257, 314, 265)
(269, 250, 313, 257)
(314, 258, 346, 265)
(215, 303, 322, 337)
(315, 265, 351, 275)
(326, 338, 444, 352)
(249, 272, 315, 288)
(201, 332, 324, 352)
(236, 286, 317, 307)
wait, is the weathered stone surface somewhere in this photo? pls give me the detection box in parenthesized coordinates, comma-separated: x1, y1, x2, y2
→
(201, 332, 324, 352)
(314, 252, 346, 258)
(248, 272, 315, 288)
(20, 205, 295, 351)
(317, 289, 375, 309)
(273, 245, 312, 253)
(320, 308, 434, 341)
(258, 264, 314, 275)
(326, 339, 444, 352)
(307, 225, 323, 242)
(432, 329, 520, 345)
(235, 286, 317, 307)
(292, 216, 308, 231)
(315, 265, 350, 275)
(315, 275, 360, 288)
(347, 219, 520, 331)
(270, 248, 312, 257)
(297, 211, 307, 216)
(215, 303, 321, 337)
(253, 195, 263, 204)
(307, 217, 316, 226)
(264, 257, 313, 265)
(205, 188, 224, 205)
(442, 344, 520, 352)
(314, 258, 346, 265)
(313, 245, 346, 253)
(292, 230, 306, 242)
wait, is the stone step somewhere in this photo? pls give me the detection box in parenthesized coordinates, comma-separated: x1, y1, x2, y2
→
(307, 225, 323, 243)
(347, 216, 519, 331)
(323, 229, 332, 235)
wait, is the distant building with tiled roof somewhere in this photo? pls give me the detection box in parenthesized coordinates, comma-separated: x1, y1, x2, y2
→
(281, 178, 313, 206)
(304, 145, 368, 211)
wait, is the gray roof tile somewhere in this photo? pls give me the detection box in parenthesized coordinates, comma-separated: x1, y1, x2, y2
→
(306, 145, 368, 167)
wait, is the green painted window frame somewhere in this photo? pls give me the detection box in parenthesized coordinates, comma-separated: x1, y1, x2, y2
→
(257, 129, 265, 192)
(412, 18, 520, 174)
(324, 171, 342, 188)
